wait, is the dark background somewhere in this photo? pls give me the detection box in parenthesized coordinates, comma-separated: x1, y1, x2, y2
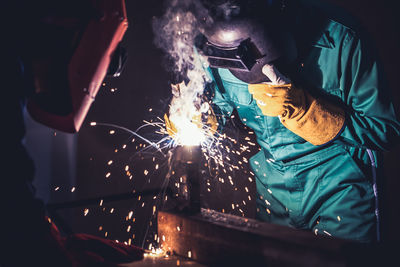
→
(25, 0, 400, 248)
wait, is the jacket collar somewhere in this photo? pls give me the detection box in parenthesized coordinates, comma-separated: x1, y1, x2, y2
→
(311, 30, 335, 49)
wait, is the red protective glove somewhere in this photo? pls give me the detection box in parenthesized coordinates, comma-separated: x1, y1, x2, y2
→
(47, 218, 144, 267)
(65, 233, 144, 266)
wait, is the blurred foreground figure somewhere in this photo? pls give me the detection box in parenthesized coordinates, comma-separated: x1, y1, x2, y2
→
(2, 0, 143, 266)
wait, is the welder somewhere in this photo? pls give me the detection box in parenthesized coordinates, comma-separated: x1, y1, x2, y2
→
(2, 0, 143, 266)
(166, 0, 400, 242)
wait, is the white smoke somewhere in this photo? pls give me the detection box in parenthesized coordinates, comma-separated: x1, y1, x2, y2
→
(153, 0, 214, 146)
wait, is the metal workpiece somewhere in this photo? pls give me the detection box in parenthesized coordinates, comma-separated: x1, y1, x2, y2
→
(173, 145, 202, 164)
(158, 209, 376, 267)
(166, 146, 203, 214)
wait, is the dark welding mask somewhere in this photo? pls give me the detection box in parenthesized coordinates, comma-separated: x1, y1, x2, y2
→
(25, 0, 128, 133)
(195, 0, 297, 84)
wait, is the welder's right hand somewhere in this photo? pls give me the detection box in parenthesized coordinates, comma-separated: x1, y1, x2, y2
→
(249, 64, 345, 146)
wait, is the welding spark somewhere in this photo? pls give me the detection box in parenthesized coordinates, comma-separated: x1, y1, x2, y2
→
(91, 122, 166, 155)
(169, 116, 207, 146)
(165, 80, 220, 148)
(80, 1, 262, 252)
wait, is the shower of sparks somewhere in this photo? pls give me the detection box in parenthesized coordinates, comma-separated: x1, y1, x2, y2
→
(79, 88, 259, 255)
(53, 0, 273, 254)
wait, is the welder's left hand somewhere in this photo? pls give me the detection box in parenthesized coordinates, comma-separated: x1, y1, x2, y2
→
(248, 65, 345, 146)
(164, 110, 218, 138)
(165, 82, 218, 138)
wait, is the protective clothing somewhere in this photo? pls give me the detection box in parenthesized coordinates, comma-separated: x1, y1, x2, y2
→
(204, 12, 400, 242)
(164, 110, 218, 140)
(26, 0, 128, 133)
(2, 1, 141, 265)
(44, 217, 144, 266)
(3, 59, 143, 267)
(248, 65, 345, 145)
(164, 113, 179, 138)
(64, 234, 144, 266)
(197, 0, 297, 84)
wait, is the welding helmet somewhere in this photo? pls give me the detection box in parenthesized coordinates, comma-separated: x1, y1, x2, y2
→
(196, 0, 297, 83)
(24, 0, 128, 133)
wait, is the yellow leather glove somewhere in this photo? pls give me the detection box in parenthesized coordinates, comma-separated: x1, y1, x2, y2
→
(203, 107, 218, 134)
(248, 65, 345, 146)
(164, 111, 217, 138)
(164, 113, 178, 137)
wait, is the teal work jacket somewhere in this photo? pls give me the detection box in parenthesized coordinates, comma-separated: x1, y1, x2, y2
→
(204, 13, 400, 242)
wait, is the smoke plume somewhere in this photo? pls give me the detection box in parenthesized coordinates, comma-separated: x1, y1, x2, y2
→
(152, 0, 214, 146)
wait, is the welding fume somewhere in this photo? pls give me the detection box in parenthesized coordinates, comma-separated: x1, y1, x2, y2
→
(157, 0, 400, 243)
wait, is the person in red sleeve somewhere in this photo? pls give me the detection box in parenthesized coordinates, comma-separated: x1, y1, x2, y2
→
(1, 0, 143, 266)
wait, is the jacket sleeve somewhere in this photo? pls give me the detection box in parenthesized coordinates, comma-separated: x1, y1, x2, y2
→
(203, 67, 234, 130)
(193, 45, 234, 129)
(338, 31, 400, 151)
